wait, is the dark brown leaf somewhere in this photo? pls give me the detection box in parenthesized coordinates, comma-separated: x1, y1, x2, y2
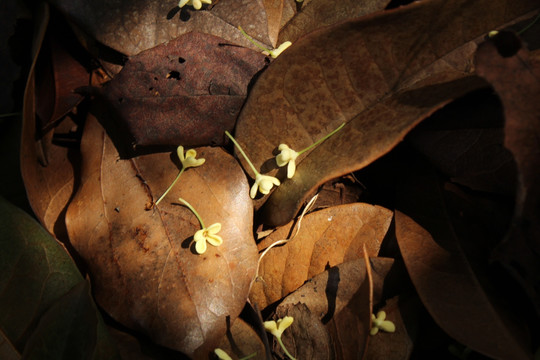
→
(249, 203, 393, 309)
(65, 115, 258, 357)
(395, 164, 533, 359)
(277, 0, 391, 45)
(234, 0, 538, 226)
(476, 31, 540, 318)
(216, 318, 266, 360)
(49, 0, 278, 56)
(100, 31, 267, 151)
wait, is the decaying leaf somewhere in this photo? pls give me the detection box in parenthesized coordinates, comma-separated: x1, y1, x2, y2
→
(277, 0, 391, 45)
(49, 0, 279, 56)
(275, 257, 395, 358)
(476, 31, 540, 318)
(100, 31, 267, 151)
(234, 0, 538, 226)
(0, 196, 118, 359)
(216, 318, 266, 360)
(395, 164, 533, 359)
(65, 115, 258, 357)
(250, 203, 393, 309)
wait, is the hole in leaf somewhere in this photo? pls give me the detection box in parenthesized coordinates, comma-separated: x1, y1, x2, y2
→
(178, 57, 186, 63)
(118, 97, 123, 103)
(166, 71, 181, 80)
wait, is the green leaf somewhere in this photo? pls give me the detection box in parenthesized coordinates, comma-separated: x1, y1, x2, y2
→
(0, 196, 119, 359)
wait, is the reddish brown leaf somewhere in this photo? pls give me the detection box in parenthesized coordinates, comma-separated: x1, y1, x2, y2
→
(216, 318, 266, 360)
(249, 203, 393, 309)
(277, 0, 391, 45)
(49, 0, 278, 56)
(35, 35, 88, 131)
(365, 295, 420, 360)
(275, 257, 395, 358)
(234, 0, 538, 226)
(476, 31, 540, 317)
(395, 166, 533, 359)
(21, 3, 76, 241)
(100, 31, 266, 150)
(65, 115, 258, 357)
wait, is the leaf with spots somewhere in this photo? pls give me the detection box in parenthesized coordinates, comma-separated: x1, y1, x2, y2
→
(249, 203, 393, 309)
(98, 31, 267, 153)
(65, 115, 258, 357)
(233, 0, 539, 226)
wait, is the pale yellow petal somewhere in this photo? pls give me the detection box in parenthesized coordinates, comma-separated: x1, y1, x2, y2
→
(207, 223, 221, 234)
(206, 234, 223, 247)
(192, 0, 202, 9)
(195, 238, 207, 254)
(178, 0, 189, 7)
(194, 229, 206, 243)
(277, 316, 294, 332)
(250, 182, 258, 199)
(214, 349, 232, 360)
(177, 145, 185, 161)
(263, 320, 278, 333)
(287, 159, 296, 178)
(370, 327, 379, 336)
(380, 320, 396, 333)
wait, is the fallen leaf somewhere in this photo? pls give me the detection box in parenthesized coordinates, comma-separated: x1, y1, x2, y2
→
(35, 34, 88, 131)
(475, 31, 540, 318)
(249, 203, 393, 309)
(365, 295, 420, 360)
(273, 303, 334, 360)
(99, 31, 267, 151)
(395, 164, 533, 359)
(49, 0, 278, 56)
(275, 257, 395, 358)
(234, 0, 538, 226)
(216, 318, 266, 360)
(0, 330, 19, 360)
(408, 89, 517, 196)
(0, 196, 118, 359)
(263, 0, 284, 47)
(66, 115, 258, 357)
(277, 0, 391, 45)
(20, 3, 76, 240)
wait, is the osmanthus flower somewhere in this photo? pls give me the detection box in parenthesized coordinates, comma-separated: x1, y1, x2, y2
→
(178, 198, 223, 254)
(276, 122, 345, 178)
(264, 316, 296, 360)
(225, 131, 280, 199)
(370, 311, 396, 335)
(238, 26, 292, 59)
(154, 146, 205, 206)
(178, 0, 211, 10)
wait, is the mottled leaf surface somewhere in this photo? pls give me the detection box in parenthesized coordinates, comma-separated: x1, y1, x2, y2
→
(250, 203, 393, 309)
(66, 115, 258, 356)
(235, 0, 538, 226)
(101, 31, 267, 150)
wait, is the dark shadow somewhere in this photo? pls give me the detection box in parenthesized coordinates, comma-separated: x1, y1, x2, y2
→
(224, 315, 243, 356)
(166, 6, 181, 20)
(321, 263, 340, 324)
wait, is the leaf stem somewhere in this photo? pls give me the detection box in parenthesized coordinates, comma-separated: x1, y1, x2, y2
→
(277, 336, 296, 360)
(297, 122, 345, 156)
(239, 353, 257, 360)
(238, 26, 271, 53)
(178, 197, 205, 229)
(518, 12, 540, 35)
(0, 112, 21, 119)
(225, 131, 260, 177)
(155, 167, 185, 206)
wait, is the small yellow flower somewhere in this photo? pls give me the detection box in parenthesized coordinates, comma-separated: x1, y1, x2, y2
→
(275, 123, 345, 179)
(194, 223, 223, 254)
(264, 316, 294, 339)
(214, 348, 232, 360)
(251, 174, 280, 198)
(177, 146, 205, 169)
(276, 144, 299, 179)
(370, 311, 395, 335)
(178, 0, 211, 10)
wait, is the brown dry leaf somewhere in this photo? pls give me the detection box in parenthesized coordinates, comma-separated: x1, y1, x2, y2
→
(234, 0, 539, 226)
(65, 115, 258, 357)
(263, 0, 284, 47)
(365, 295, 419, 360)
(275, 257, 395, 358)
(277, 0, 391, 45)
(216, 318, 266, 360)
(35, 35, 88, 131)
(249, 203, 393, 309)
(273, 303, 334, 360)
(49, 0, 278, 56)
(100, 31, 267, 150)
(476, 32, 540, 318)
(395, 166, 533, 359)
(21, 2, 76, 241)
